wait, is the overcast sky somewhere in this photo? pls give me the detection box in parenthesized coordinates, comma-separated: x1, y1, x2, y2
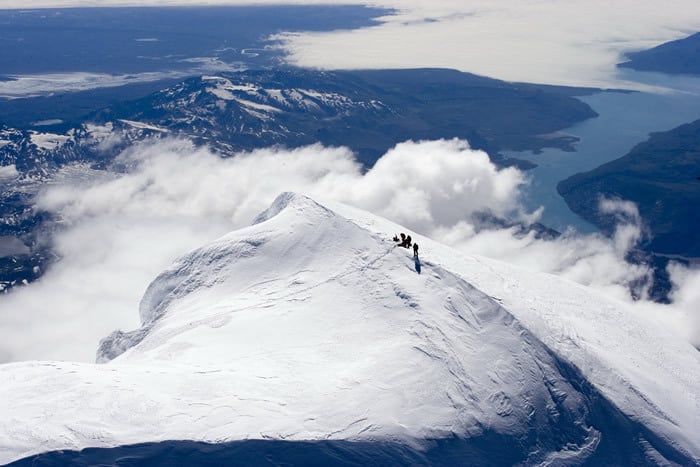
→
(4, 0, 700, 87)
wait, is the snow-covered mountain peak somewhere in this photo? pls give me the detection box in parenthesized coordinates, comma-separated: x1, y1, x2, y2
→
(1, 193, 699, 464)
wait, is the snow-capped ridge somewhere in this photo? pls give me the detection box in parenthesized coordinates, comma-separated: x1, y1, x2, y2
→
(252, 191, 323, 224)
(87, 192, 609, 464)
(99, 193, 339, 362)
(143, 192, 332, 327)
(2, 193, 699, 464)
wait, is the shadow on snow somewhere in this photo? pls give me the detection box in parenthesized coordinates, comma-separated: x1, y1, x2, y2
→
(10, 355, 694, 467)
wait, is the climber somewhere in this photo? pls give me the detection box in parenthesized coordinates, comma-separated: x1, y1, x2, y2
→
(396, 233, 406, 246)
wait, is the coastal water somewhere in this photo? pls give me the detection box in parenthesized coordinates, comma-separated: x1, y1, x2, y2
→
(0, 6, 388, 76)
(0, 5, 389, 126)
(505, 70, 700, 233)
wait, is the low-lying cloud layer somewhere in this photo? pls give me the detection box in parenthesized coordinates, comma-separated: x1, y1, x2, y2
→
(0, 138, 697, 362)
(7, 1, 700, 88)
(0, 59, 242, 99)
(274, 0, 700, 88)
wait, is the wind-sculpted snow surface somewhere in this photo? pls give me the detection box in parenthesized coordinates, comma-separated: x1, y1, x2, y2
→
(1, 194, 699, 465)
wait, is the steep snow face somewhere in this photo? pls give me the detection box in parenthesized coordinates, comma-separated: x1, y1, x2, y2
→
(0, 194, 698, 465)
(88, 194, 597, 459)
(327, 199, 700, 462)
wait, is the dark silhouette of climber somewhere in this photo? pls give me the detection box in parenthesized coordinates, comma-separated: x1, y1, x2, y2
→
(396, 233, 406, 246)
(393, 233, 413, 249)
(413, 243, 419, 257)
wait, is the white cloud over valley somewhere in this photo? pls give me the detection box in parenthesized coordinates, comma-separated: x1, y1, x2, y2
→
(0, 138, 697, 362)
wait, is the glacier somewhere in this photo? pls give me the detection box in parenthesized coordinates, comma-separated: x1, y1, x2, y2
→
(0, 193, 698, 465)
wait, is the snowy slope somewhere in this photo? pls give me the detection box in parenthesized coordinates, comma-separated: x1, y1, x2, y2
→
(0, 193, 698, 465)
(328, 199, 700, 461)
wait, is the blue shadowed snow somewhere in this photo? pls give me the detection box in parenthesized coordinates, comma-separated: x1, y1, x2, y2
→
(2, 194, 698, 465)
(8, 358, 691, 467)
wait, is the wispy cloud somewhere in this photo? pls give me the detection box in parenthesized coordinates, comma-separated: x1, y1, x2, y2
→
(0, 59, 242, 99)
(1, 138, 696, 362)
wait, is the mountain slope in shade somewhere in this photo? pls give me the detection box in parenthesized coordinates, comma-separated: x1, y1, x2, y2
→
(558, 118, 700, 258)
(619, 32, 700, 76)
(0, 193, 698, 465)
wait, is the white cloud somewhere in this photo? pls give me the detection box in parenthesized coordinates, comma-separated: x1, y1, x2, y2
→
(0, 60, 242, 99)
(0, 165, 19, 181)
(0, 72, 176, 99)
(273, 0, 700, 88)
(667, 262, 700, 347)
(347, 139, 525, 232)
(1, 138, 697, 362)
(0, 141, 362, 362)
(434, 205, 652, 301)
(5, 1, 700, 88)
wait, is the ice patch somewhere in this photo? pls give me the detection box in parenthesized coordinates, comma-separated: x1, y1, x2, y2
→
(0, 236, 29, 256)
(203, 77, 263, 103)
(85, 122, 114, 139)
(208, 87, 234, 101)
(32, 119, 63, 126)
(0, 164, 18, 180)
(118, 119, 169, 133)
(0, 58, 244, 98)
(0, 72, 184, 98)
(232, 97, 282, 114)
(29, 131, 70, 150)
(265, 89, 288, 106)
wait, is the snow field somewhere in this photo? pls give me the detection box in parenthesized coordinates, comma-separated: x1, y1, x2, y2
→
(0, 193, 698, 464)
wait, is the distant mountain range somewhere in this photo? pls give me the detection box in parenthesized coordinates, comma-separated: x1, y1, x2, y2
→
(0, 68, 598, 291)
(619, 32, 700, 76)
(1, 68, 597, 172)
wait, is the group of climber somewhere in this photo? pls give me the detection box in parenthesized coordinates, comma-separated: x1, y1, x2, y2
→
(393, 232, 419, 257)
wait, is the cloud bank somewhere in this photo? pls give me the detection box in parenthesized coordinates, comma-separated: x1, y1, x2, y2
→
(274, 0, 700, 88)
(7, 1, 700, 88)
(0, 138, 697, 362)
